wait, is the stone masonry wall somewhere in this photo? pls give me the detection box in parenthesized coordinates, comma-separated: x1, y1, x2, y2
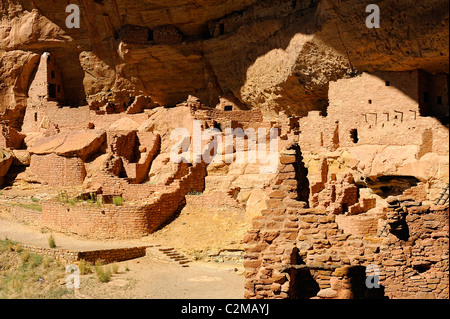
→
(17, 244, 146, 265)
(40, 162, 207, 239)
(29, 153, 86, 187)
(244, 142, 449, 299)
(41, 202, 154, 239)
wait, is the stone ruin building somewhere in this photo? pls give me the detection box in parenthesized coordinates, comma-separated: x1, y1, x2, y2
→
(0, 52, 448, 300)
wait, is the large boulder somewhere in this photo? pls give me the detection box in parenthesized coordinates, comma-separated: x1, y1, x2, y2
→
(138, 106, 196, 152)
(108, 117, 140, 131)
(0, 148, 13, 185)
(28, 130, 106, 160)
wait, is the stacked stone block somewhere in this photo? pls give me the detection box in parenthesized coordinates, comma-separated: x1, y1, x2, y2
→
(244, 144, 449, 299)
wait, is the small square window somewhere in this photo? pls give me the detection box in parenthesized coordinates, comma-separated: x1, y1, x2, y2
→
(368, 100, 373, 104)
(385, 81, 390, 86)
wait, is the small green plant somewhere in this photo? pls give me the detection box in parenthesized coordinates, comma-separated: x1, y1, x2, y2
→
(57, 191, 70, 203)
(187, 190, 202, 196)
(48, 235, 56, 249)
(79, 259, 93, 275)
(193, 251, 203, 261)
(29, 254, 43, 268)
(112, 196, 124, 206)
(31, 197, 40, 203)
(111, 263, 119, 274)
(13, 203, 42, 212)
(42, 256, 51, 268)
(20, 250, 31, 265)
(94, 259, 105, 275)
(94, 261, 112, 283)
(98, 267, 112, 283)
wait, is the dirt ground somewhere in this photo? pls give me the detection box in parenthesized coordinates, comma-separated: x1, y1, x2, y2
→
(0, 217, 245, 299)
(0, 186, 247, 299)
(76, 251, 244, 299)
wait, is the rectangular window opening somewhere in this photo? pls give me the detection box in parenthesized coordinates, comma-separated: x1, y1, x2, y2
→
(48, 84, 57, 99)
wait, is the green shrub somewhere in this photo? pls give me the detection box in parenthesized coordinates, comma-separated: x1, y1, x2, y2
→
(48, 235, 56, 249)
(98, 267, 112, 283)
(187, 191, 202, 196)
(57, 191, 70, 203)
(29, 254, 43, 268)
(20, 250, 31, 265)
(79, 260, 93, 275)
(113, 196, 124, 206)
(42, 256, 51, 268)
(94, 261, 111, 283)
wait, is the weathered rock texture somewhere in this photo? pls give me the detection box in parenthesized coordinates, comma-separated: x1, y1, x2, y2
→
(0, 0, 448, 300)
(1, 0, 448, 124)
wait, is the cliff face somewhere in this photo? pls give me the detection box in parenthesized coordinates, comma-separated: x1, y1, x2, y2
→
(0, 0, 448, 122)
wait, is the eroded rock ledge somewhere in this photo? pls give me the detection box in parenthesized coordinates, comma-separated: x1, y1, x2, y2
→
(1, 0, 449, 123)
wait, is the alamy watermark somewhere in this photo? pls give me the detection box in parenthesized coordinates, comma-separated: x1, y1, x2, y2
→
(65, 3, 380, 30)
(170, 120, 279, 174)
(65, 264, 81, 289)
(366, 4, 380, 29)
(66, 4, 80, 29)
(365, 264, 381, 289)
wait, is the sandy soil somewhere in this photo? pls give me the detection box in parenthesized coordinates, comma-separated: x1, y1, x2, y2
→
(0, 186, 246, 299)
(77, 250, 244, 299)
(0, 217, 245, 299)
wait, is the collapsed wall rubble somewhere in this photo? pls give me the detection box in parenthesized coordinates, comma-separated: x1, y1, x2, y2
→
(243, 143, 449, 299)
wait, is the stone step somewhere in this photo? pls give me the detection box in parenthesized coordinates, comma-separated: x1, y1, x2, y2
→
(158, 247, 192, 265)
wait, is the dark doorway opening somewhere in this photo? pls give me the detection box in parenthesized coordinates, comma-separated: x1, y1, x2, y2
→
(48, 84, 57, 99)
(350, 129, 359, 143)
(290, 144, 310, 205)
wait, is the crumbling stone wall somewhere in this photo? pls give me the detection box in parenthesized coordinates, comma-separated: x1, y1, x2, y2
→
(376, 198, 449, 299)
(17, 243, 147, 265)
(41, 202, 157, 239)
(40, 161, 207, 239)
(244, 143, 449, 299)
(29, 153, 86, 186)
(189, 103, 264, 130)
(299, 71, 449, 156)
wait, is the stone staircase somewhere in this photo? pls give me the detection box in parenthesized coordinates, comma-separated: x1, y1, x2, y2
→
(158, 247, 192, 267)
